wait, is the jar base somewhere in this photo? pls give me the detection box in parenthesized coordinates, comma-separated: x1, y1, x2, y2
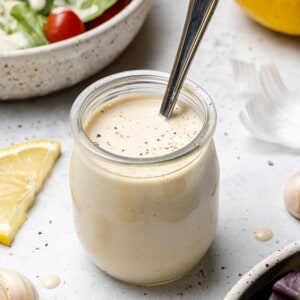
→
(92, 253, 209, 287)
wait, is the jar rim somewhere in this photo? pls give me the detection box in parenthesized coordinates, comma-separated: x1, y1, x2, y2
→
(69, 70, 217, 164)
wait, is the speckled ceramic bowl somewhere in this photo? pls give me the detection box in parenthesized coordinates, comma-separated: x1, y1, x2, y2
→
(224, 240, 300, 299)
(0, 0, 152, 100)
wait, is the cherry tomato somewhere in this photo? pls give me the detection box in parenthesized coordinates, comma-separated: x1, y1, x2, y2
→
(44, 8, 86, 43)
(86, 0, 131, 30)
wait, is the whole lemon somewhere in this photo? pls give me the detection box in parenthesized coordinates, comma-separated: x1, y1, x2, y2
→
(236, 0, 300, 35)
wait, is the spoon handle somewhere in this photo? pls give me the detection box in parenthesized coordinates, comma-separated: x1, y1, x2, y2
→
(159, 0, 218, 118)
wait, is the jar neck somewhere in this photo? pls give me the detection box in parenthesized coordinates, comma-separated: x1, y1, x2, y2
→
(70, 70, 217, 165)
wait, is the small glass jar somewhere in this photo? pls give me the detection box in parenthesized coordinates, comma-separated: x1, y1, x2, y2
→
(69, 70, 219, 285)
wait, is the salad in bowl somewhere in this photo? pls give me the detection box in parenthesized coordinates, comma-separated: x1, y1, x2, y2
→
(0, 0, 129, 50)
(0, 0, 152, 100)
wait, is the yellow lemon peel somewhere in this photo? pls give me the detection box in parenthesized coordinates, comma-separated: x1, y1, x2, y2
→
(236, 0, 300, 35)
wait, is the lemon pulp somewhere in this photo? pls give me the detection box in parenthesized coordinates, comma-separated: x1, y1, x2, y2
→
(0, 140, 60, 246)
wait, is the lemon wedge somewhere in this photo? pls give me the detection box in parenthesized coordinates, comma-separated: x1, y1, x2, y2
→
(0, 140, 61, 246)
(236, 0, 300, 35)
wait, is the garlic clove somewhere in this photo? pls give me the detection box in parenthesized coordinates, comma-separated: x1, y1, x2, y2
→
(284, 171, 300, 219)
(0, 268, 39, 300)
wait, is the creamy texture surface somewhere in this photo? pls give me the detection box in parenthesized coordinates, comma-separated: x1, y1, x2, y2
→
(70, 95, 219, 284)
(40, 274, 61, 289)
(253, 227, 273, 242)
(86, 95, 201, 158)
(0, 0, 29, 51)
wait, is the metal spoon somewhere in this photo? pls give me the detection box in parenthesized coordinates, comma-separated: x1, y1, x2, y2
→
(159, 0, 218, 118)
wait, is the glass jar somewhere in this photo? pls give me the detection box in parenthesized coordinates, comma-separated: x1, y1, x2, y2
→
(69, 70, 219, 285)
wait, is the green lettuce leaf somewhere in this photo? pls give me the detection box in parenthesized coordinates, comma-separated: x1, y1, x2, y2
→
(0, 0, 18, 35)
(53, 0, 117, 22)
(10, 2, 48, 47)
(38, 0, 54, 16)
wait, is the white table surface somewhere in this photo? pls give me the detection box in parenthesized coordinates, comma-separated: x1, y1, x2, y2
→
(0, 0, 300, 299)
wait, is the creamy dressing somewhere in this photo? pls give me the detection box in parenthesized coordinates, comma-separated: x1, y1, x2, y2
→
(0, 0, 29, 50)
(74, 4, 98, 21)
(0, 30, 29, 51)
(40, 274, 61, 289)
(86, 96, 201, 158)
(70, 94, 219, 284)
(54, 0, 98, 21)
(28, 0, 46, 11)
(253, 227, 273, 242)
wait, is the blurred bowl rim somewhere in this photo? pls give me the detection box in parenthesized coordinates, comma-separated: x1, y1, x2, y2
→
(0, 0, 145, 58)
(224, 240, 300, 300)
